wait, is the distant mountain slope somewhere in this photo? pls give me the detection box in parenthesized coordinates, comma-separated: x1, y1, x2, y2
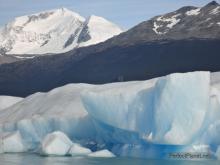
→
(0, 1, 220, 97)
(0, 39, 220, 97)
(0, 8, 122, 57)
(103, 1, 220, 48)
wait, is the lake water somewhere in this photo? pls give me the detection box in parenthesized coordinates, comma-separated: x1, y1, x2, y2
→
(0, 154, 219, 165)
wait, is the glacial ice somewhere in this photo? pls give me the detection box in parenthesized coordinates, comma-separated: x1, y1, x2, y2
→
(0, 71, 220, 159)
(40, 131, 73, 156)
(82, 72, 210, 145)
(153, 72, 210, 144)
(88, 149, 115, 158)
(0, 96, 23, 111)
(0, 131, 26, 153)
(216, 146, 220, 159)
(182, 145, 211, 155)
(69, 143, 91, 156)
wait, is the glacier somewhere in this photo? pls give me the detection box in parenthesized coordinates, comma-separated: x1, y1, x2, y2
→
(0, 71, 220, 159)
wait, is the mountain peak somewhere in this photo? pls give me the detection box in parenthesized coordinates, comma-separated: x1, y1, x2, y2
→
(88, 14, 100, 19)
(52, 7, 71, 14)
(77, 15, 122, 47)
(205, 1, 219, 7)
(12, 7, 85, 27)
(87, 15, 110, 23)
(86, 15, 122, 31)
(176, 6, 197, 13)
(60, 7, 69, 12)
(49, 8, 85, 21)
(54, 7, 76, 14)
(0, 8, 122, 55)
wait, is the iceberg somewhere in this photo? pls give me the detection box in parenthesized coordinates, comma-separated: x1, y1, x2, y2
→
(82, 72, 210, 145)
(40, 131, 73, 156)
(0, 84, 97, 150)
(0, 131, 26, 153)
(153, 72, 210, 144)
(0, 71, 219, 159)
(216, 146, 220, 159)
(88, 149, 115, 158)
(69, 143, 91, 156)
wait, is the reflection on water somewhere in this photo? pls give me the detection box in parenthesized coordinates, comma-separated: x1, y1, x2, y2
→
(0, 153, 219, 165)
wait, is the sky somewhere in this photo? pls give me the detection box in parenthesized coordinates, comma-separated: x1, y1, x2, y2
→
(0, 0, 218, 29)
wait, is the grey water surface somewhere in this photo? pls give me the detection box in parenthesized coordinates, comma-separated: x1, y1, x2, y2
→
(0, 154, 219, 165)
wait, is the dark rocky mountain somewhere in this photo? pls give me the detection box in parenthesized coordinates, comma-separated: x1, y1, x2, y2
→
(102, 1, 220, 48)
(0, 1, 220, 97)
(0, 38, 220, 97)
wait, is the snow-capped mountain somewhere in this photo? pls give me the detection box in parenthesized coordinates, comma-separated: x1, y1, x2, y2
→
(0, 8, 122, 56)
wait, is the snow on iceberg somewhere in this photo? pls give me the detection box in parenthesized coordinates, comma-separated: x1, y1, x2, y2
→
(40, 131, 73, 156)
(0, 131, 26, 153)
(82, 72, 210, 145)
(0, 96, 23, 111)
(88, 149, 115, 158)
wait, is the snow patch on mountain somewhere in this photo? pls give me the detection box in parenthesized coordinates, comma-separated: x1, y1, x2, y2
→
(153, 22, 163, 35)
(153, 14, 181, 34)
(210, 6, 220, 14)
(186, 8, 201, 16)
(157, 14, 181, 24)
(14, 55, 35, 59)
(166, 17, 181, 28)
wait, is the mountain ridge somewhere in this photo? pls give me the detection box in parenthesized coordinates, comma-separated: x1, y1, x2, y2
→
(100, 1, 220, 48)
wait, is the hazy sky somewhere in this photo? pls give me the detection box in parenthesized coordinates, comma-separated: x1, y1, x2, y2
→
(0, 0, 217, 29)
